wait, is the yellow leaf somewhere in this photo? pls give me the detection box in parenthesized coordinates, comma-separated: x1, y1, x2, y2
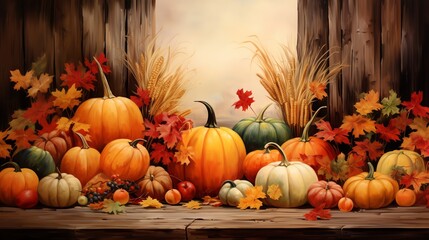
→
(340, 114, 376, 138)
(183, 200, 201, 209)
(354, 90, 383, 115)
(267, 184, 282, 200)
(139, 196, 163, 208)
(245, 186, 266, 199)
(52, 84, 82, 110)
(10, 69, 33, 90)
(56, 117, 91, 141)
(237, 197, 263, 210)
(409, 118, 429, 139)
(309, 81, 327, 100)
(0, 131, 12, 159)
(8, 110, 35, 130)
(174, 141, 194, 165)
(27, 73, 53, 98)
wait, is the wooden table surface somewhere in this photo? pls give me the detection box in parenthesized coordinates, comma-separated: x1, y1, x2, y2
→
(1, 204, 429, 239)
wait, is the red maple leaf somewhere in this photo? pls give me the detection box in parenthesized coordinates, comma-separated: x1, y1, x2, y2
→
(346, 152, 365, 178)
(23, 96, 55, 124)
(352, 139, 384, 161)
(150, 142, 174, 165)
(402, 91, 429, 118)
(375, 123, 400, 142)
(389, 110, 412, 132)
(303, 204, 331, 221)
(315, 120, 350, 144)
(232, 88, 254, 111)
(60, 63, 97, 91)
(38, 118, 59, 135)
(130, 87, 150, 108)
(400, 171, 429, 192)
(7, 128, 39, 149)
(144, 119, 159, 139)
(84, 53, 112, 74)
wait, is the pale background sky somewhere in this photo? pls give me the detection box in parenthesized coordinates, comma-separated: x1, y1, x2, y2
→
(156, 0, 298, 127)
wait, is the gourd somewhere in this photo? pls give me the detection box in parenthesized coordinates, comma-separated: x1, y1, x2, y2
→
(13, 146, 56, 179)
(168, 101, 246, 198)
(281, 106, 337, 178)
(233, 104, 292, 153)
(0, 162, 39, 206)
(376, 150, 426, 176)
(307, 180, 344, 208)
(38, 169, 82, 208)
(60, 132, 101, 186)
(255, 142, 318, 208)
(72, 57, 144, 151)
(242, 148, 281, 184)
(338, 196, 354, 212)
(218, 180, 253, 207)
(100, 138, 150, 181)
(137, 165, 173, 201)
(33, 129, 72, 166)
(343, 162, 399, 209)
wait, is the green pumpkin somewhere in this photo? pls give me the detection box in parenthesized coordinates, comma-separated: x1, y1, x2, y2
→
(233, 104, 292, 153)
(13, 146, 56, 179)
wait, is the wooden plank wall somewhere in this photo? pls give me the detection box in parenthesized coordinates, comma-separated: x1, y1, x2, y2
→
(298, 0, 429, 127)
(0, 0, 155, 130)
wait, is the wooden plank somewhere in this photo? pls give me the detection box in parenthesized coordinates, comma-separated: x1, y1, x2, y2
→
(340, 0, 353, 116)
(419, 0, 429, 105)
(106, 0, 127, 97)
(380, 0, 401, 97)
(0, 0, 26, 129)
(53, 0, 83, 86)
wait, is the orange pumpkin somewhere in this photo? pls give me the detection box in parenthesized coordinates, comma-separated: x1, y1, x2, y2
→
(34, 130, 72, 166)
(168, 101, 246, 198)
(72, 57, 144, 151)
(281, 106, 337, 178)
(137, 165, 173, 201)
(60, 132, 101, 186)
(100, 138, 150, 181)
(395, 188, 416, 207)
(338, 196, 354, 212)
(242, 148, 281, 184)
(0, 162, 39, 206)
(307, 180, 344, 208)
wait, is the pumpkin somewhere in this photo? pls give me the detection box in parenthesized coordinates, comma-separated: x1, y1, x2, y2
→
(233, 104, 292, 153)
(343, 162, 399, 209)
(13, 146, 56, 179)
(395, 188, 416, 207)
(60, 132, 101, 186)
(219, 180, 253, 207)
(242, 148, 281, 184)
(338, 196, 354, 212)
(38, 169, 82, 208)
(0, 162, 39, 206)
(165, 189, 181, 205)
(168, 101, 246, 198)
(281, 106, 337, 179)
(255, 142, 318, 208)
(376, 150, 426, 176)
(100, 138, 150, 181)
(33, 129, 72, 166)
(137, 165, 172, 201)
(71, 57, 144, 151)
(307, 180, 344, 208)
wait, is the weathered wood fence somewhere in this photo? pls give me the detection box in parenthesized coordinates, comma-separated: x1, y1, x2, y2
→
(1, 0, 429, 129)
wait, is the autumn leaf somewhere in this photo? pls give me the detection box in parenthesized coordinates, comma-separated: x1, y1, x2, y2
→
(309, 81, 327, 100)
(298, 153, 319, 168)
(56, 117, 91, 141)
(52, 84, 82, 110)
(352, 139, 384, 161)
(22, 96, 55, 124)
(151, 143, 174, 165)
(267, 184, 282, 200)
(304, 204, 331, 221)
(131, 87, 151, 108)
(174, 141, 194, 165)
(409, 118, 429, 138)
(0, 131, 12, 159)
(340, 114, 376, 138)
(381, 90, 401, 116)
(102, 199, 126, 214)
(237, 186, 266, 210)
(88, 201, 104, 210)
(316, 155, 334, 180)
(157, 123, 181, 149)
(346, 152, 365, 178)
(402, 91, 429, 118)
(7, 128, 38, 149)
(139, 196, 164, 208)
(27, 73, 53, 98)
(375, 123, 400, 142)
(232, 88, 254, 111)
(389, 110, 412, 132)
(315, 120, 350, 144)
(84, 53, 111, 75)
(183, 200, 202, 209)
(330, 153, 349, 181)
(400, 171, 429, 192)
(38, 118, 59, 135)
(10, 69, 34, 90)
(8, 110, 34, 131)
(390, 166, 407, 182)
(354, 90, 383, 115)
(60, 63, 97, 91)
(202, 196, 223, 207)
(144, 119, 160, 139)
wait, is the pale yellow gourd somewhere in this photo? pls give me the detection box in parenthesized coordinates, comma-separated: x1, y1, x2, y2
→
(218, 180, 253, 207)
(38, 170, 82, 208)
(376, 150, 425, 176)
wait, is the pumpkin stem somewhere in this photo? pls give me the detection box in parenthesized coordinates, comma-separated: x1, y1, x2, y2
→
(130, 138, 146, 148)
(195, 101, 218, 128)
(264, 142, 290, 167)
(56, 167, 63, 180)
(365, 162, 376, 180)
(93, 56, 115, 99)
(0, 161, 22, 172)
(150, 174, 154, 181)
(255, 104, 272, 122)
(301, 106, 327, 142)
(221, 180, 237, 188)
(73, 131, 90, 150)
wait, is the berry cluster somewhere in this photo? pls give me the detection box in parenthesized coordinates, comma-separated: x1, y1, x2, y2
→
(82, 175, 139, 204)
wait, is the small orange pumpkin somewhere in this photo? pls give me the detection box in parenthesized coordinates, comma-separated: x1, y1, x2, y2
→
(165, 189, 181, 205)
(137, 165, 173, 201)
(60, 132, 101, 186)
(100, 138, 150, 181)
(242, 148, 281, 184)
(395, 188, 416, 207)
(307, 180, 344, 208)
(34, 130, 72, 166)
(338, 196, 354, 212)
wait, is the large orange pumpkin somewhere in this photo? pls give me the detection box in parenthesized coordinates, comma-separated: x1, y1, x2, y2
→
(100, 138, 150, 181)
(168, 101, 246, 198)
(72, 57, 144, 151)
(0, 162, 39, 206)
(33, 129, 72, 166)
(281, 106, 337, 178)
(60, 132, 101, 186)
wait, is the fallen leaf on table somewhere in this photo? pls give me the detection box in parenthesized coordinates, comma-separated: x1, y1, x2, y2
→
(183, 200, 201, 209)
(102, 199, 125, 215)
(139, 196, 163, 209)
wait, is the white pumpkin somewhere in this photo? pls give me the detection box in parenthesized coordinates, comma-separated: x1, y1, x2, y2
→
(219, 179, 253, 206)
(38, 170, 82, 208)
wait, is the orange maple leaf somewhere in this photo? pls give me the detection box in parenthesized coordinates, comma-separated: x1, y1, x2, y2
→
(309, 81, 327, 100)
(340, 114, 376, 138)
(202, 196, 223, 207)
(22, 96, 55, 124)
(354, 90, 383, 115)
(267, 184, 282, 200)
(237, 186, 266, 210)
(346, 152, 365, 178)
(27, 73, 53, 98)
(10, 69, 34, 90)
(7, 128, 38, 149)
(183, 200, 202, 209)
(52, 84, 82, 110)
(0, 131, 12, 159)
(400, 171, 429, 192)
(352, 139, 384, 161)
(174, 141, 194, 165)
